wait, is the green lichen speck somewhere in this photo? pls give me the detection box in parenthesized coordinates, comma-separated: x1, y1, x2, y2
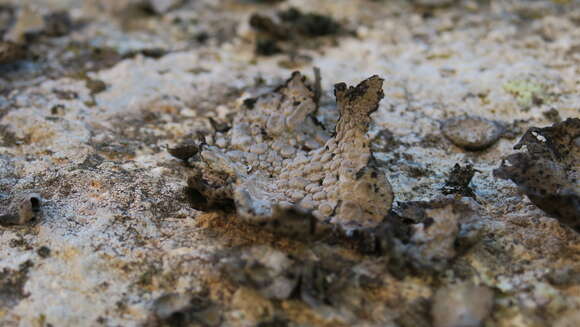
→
(503, 78, 552, 109)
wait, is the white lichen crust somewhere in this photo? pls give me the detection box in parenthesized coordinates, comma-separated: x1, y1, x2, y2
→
(190, 72, 394, 230)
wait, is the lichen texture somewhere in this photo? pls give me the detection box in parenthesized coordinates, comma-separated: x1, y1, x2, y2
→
(189, 72, 393, 230)
(1, 0, 580, 326)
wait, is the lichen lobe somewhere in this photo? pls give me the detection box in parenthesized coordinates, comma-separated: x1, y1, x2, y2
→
(494, 118, 580, 230)
(188, 72, 394, 231)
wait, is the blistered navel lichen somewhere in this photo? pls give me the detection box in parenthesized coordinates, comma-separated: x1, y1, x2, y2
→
(186, 72, 394, 231)
(494, 118, 580, 230)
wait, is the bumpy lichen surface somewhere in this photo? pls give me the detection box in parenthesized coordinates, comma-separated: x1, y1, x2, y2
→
(190, 72, 394, 230)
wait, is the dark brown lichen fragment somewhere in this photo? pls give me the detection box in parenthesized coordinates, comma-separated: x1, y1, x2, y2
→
(277, 8, 342, 37)
(186, 72, 393, 231)
(168, 140, 200, 161)
(0, 40, 24, 64)
(249, 8, 344, 56)
(255, 38, 283, 56)
(441, 163, 477, 198)
(43, 11, 73, 37)
(37, 246, 51, 258)
(0, 260, 32, 309)
(494, 118, 580, 230)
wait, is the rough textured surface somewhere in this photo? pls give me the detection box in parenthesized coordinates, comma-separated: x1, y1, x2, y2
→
(495, 118, 580, 230)
(189, 72, 393, 230)
(0, 0, 580, 326)
(432, 282, 494, 327)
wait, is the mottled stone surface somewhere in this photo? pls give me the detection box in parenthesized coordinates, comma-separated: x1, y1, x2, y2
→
(0, 0, 580, 326)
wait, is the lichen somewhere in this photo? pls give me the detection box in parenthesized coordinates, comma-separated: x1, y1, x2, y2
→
(503, 77, 554, 109)
(249, 8, 344, 56)
(494, 118, 580, 230)
(185, 72, 394, 231)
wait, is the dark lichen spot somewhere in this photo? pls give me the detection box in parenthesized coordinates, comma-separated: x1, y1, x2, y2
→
(43, 11, 73, 37)
(50, 104, 66, 116)
(372, 129, 399, 152)
(168, 141, 199, 161)
(243, 97, 258, 109)
(0, 260, 33, 309)
(277, 8, 341, 37)
(209, 117, 231, 133)
(249, 7, 344, 56)
(255, 38, 283, 56)
(494, 118, 580, 229)
(543, 108, 561, 123)
(0, 41, 24, 65)
(86, 78, 107, 96)
(37, 246, 51, 258)
(258, 319, 290, 327)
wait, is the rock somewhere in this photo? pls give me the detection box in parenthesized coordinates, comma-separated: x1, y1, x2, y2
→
(168, 140, 200, 161)
(441, 116, 504, 151)
(220, 246, 300, 301)
(148, 0, 183, 14)
(431, 282, 493, 327)
(3, 6, 44, 43)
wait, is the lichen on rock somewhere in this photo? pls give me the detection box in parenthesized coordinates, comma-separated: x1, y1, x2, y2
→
(494, 118, 580, 230)
(184, 72, 394, 231)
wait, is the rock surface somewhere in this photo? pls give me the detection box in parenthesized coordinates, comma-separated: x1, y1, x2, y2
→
(0, 0, 579, 326)
(441, 115, 504, 151)
(432, 282, 494, 327)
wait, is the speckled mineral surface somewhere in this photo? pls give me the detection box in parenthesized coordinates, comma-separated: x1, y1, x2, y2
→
(1, 0, 580, 326)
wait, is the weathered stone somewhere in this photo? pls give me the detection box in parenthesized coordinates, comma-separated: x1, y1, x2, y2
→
(432, 283, 493, 327)
(441, 116, 504, 151)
